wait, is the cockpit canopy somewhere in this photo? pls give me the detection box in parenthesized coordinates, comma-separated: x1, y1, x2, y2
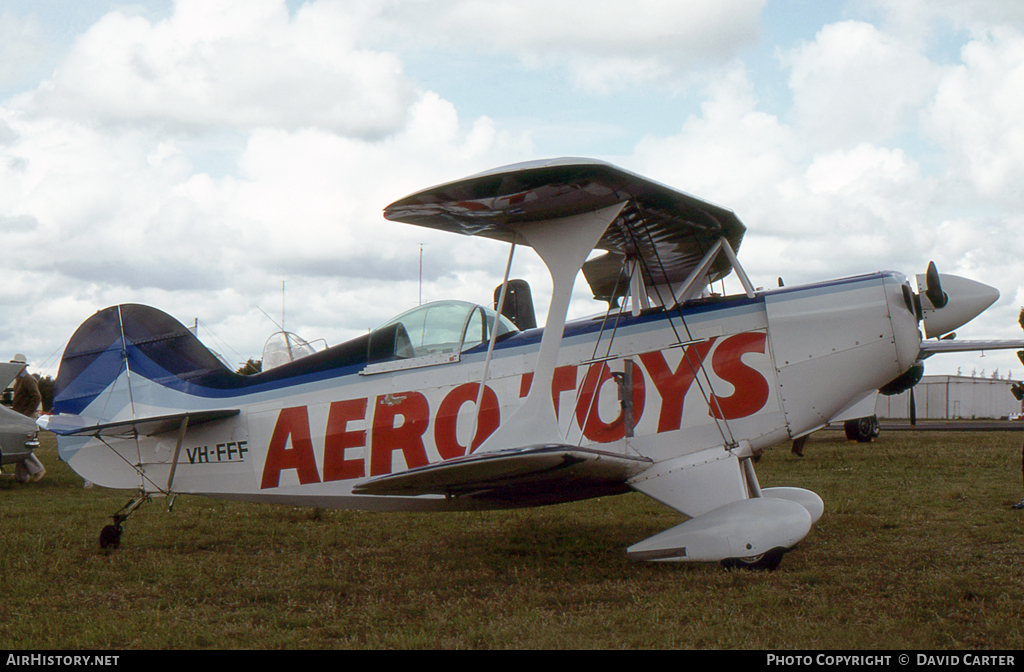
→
(261, 331, 320, 371)
(372, 300, 518, 361)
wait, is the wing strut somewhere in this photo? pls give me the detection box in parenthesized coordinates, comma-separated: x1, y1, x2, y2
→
(671, 239, 725, 304)
(476, 202, 627, 452)
(719, 238, 755, 299)
(470, 237, 517, 450)
(164, 415, 190, 494)
(669, 237, 754, 305)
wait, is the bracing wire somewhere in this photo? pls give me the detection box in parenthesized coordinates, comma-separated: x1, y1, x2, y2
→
(469, 237, 517, 451)
(197, 318, 249, 367)
(37, 336, 72, 379)
(632, 205, 737, 448)
(115, 305, 147, 487)
(96, 433, 169, 496)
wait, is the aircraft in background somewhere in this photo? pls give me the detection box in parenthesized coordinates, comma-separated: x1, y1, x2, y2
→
(0, 362, 42, 482)
(39, 158, 1023, 567)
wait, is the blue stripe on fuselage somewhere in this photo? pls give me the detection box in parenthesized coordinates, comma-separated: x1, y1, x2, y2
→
(64, 272, 898, 408)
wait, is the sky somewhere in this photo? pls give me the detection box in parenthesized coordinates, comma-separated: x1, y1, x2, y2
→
(2, 0, 1024, 384)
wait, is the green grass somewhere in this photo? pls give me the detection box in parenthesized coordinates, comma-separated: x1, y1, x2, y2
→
(2, 430, 1024, 649)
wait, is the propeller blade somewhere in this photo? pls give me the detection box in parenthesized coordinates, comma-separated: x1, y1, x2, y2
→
(925, 261, 948, 309)
(909, 387, 916, 426)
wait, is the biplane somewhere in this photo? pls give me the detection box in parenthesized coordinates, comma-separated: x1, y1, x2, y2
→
(40, 158, 1021, 567)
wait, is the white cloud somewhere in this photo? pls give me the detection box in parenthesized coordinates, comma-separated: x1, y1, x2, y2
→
(625, 57, 978, 286)
(861, 0, 1024, 40)
(924, 26, 1024, 200)
(806, 144, 915, 194)
(0, 11, 48, 92)
(633, 66, 796, 192)
(378, 0, 766, 93)
(784, 20, 941, 148)
(16, 0, 415, 138)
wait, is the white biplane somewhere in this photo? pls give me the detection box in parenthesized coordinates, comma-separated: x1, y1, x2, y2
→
(40, 158, 1022, 567)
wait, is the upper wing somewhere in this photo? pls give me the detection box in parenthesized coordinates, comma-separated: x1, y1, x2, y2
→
(383, 158, 746, 302)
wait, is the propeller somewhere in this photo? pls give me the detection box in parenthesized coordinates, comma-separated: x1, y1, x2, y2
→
(880, 362, 924, 425)
(924, 261, 948, 309)
(879, 263, 1002, 424)
(889, 333, 953, 425)
(880, 262, 943, 424)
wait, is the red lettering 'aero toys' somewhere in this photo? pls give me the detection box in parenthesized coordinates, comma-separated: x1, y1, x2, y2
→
(40, 158, 1023, 567)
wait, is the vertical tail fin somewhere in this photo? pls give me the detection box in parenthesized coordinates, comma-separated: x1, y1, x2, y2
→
(49, 305, 239, 490)
(53, 304, 231, 419)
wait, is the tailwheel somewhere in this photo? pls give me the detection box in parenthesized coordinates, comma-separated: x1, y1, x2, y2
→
(720, 547, 787, 571)
(99, 515, 127, 550)
(99, 493, 148, 551)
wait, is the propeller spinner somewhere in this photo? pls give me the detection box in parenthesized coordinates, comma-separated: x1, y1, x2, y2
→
(915, 263, 999, 339)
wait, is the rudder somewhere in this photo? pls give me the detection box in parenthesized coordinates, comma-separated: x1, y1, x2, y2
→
(53, 304, 232, 418)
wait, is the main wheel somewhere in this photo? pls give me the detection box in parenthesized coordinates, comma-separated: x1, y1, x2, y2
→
(844, 416, 876, 443)
(721, 547, 787, 571)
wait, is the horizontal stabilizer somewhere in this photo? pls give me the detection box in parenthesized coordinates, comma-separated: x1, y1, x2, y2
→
(627, 497, 813, 563)
(40, 409, 239, 437)
(353, 444, 651, 505)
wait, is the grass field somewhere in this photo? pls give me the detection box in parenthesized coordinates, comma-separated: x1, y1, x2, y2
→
(2, 429, 1024, 649)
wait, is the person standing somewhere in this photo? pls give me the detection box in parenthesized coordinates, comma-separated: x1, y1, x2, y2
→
(1013, 310, 1024, 509)
(1013, 433, 1024, 510)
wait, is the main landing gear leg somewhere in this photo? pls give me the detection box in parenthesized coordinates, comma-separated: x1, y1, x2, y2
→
(99, 492, 148, 550)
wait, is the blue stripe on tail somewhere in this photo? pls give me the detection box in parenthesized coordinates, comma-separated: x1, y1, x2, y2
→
(53, 304, 232, 416)
(52, 304, 387, 414)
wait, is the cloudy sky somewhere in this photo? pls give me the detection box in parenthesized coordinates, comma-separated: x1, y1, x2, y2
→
(2, 0, 1024, 383)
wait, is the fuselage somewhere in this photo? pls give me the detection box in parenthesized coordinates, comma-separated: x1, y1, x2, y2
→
(56, 271, 922, 510)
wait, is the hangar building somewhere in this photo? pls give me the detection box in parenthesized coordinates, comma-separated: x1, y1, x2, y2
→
(875, 374, 1023, 420)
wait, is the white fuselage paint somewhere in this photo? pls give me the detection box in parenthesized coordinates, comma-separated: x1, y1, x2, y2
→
(60, 271, 921, 511)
